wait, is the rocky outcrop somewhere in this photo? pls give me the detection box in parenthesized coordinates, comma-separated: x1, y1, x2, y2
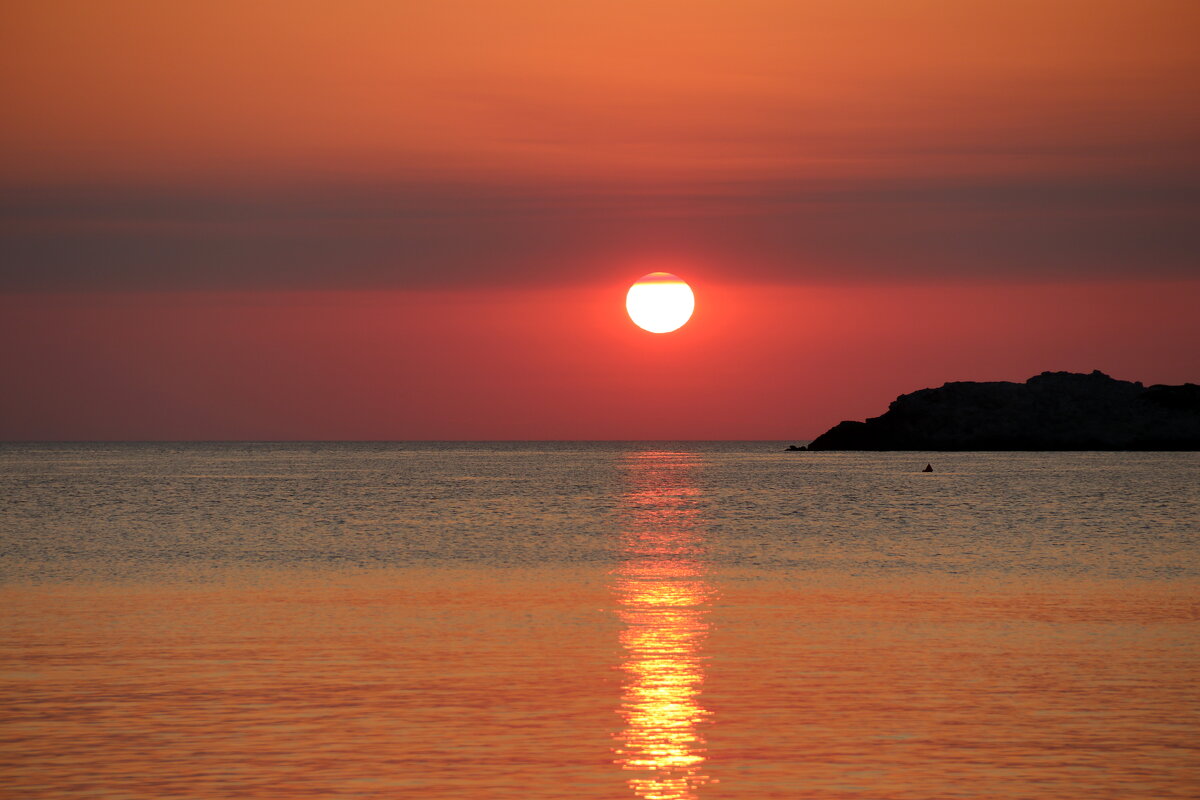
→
(807, 371, 1200, 450)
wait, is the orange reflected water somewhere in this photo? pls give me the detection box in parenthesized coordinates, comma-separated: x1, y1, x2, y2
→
(3, 446, 1198, 799)
(614, 451, 714, 800)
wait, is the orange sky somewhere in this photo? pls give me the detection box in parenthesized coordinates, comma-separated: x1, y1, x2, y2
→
(1, 1, 1198, 438)
(4, 0, 1199, 183)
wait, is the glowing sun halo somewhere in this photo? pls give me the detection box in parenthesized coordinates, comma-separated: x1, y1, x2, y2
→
(625, 273, 695, 333)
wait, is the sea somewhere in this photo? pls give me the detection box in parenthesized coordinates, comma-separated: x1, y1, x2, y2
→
(1, 442, 1197, 799)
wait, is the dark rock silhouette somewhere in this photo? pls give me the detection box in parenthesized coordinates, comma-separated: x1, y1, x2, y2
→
(808, 371, 1200, 451)
(785, 444, 806, 451)
(922, 463, 934, 472)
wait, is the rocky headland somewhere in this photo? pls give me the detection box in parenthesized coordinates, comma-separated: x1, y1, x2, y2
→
(806, 371, 1200, 451)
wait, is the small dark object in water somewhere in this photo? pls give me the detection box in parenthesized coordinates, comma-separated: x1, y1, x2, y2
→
(922, 464, 933, 472)
(785, 445, 806, 451)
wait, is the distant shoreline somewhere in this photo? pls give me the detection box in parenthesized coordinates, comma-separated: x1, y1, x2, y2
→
(806, 371, 1200, 451)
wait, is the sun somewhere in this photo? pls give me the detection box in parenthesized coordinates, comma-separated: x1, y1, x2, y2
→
(625, 273, 695, 333)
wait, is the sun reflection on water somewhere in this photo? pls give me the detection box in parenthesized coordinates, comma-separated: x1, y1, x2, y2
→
(614, 451, 713, 800)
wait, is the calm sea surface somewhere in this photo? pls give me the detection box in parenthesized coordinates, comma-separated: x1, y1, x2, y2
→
(2, 443, 1198, 799)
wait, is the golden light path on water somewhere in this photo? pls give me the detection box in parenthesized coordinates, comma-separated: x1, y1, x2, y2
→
(614, 451, 713, 800)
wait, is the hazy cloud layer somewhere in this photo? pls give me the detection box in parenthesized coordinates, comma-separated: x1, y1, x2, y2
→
(4, 173, 1198, 292)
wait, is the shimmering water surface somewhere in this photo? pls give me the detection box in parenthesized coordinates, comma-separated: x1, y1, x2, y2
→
(2, 443, 1198, 798)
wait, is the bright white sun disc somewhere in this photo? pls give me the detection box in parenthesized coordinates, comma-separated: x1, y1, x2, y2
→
(625, 272, 695, 333)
